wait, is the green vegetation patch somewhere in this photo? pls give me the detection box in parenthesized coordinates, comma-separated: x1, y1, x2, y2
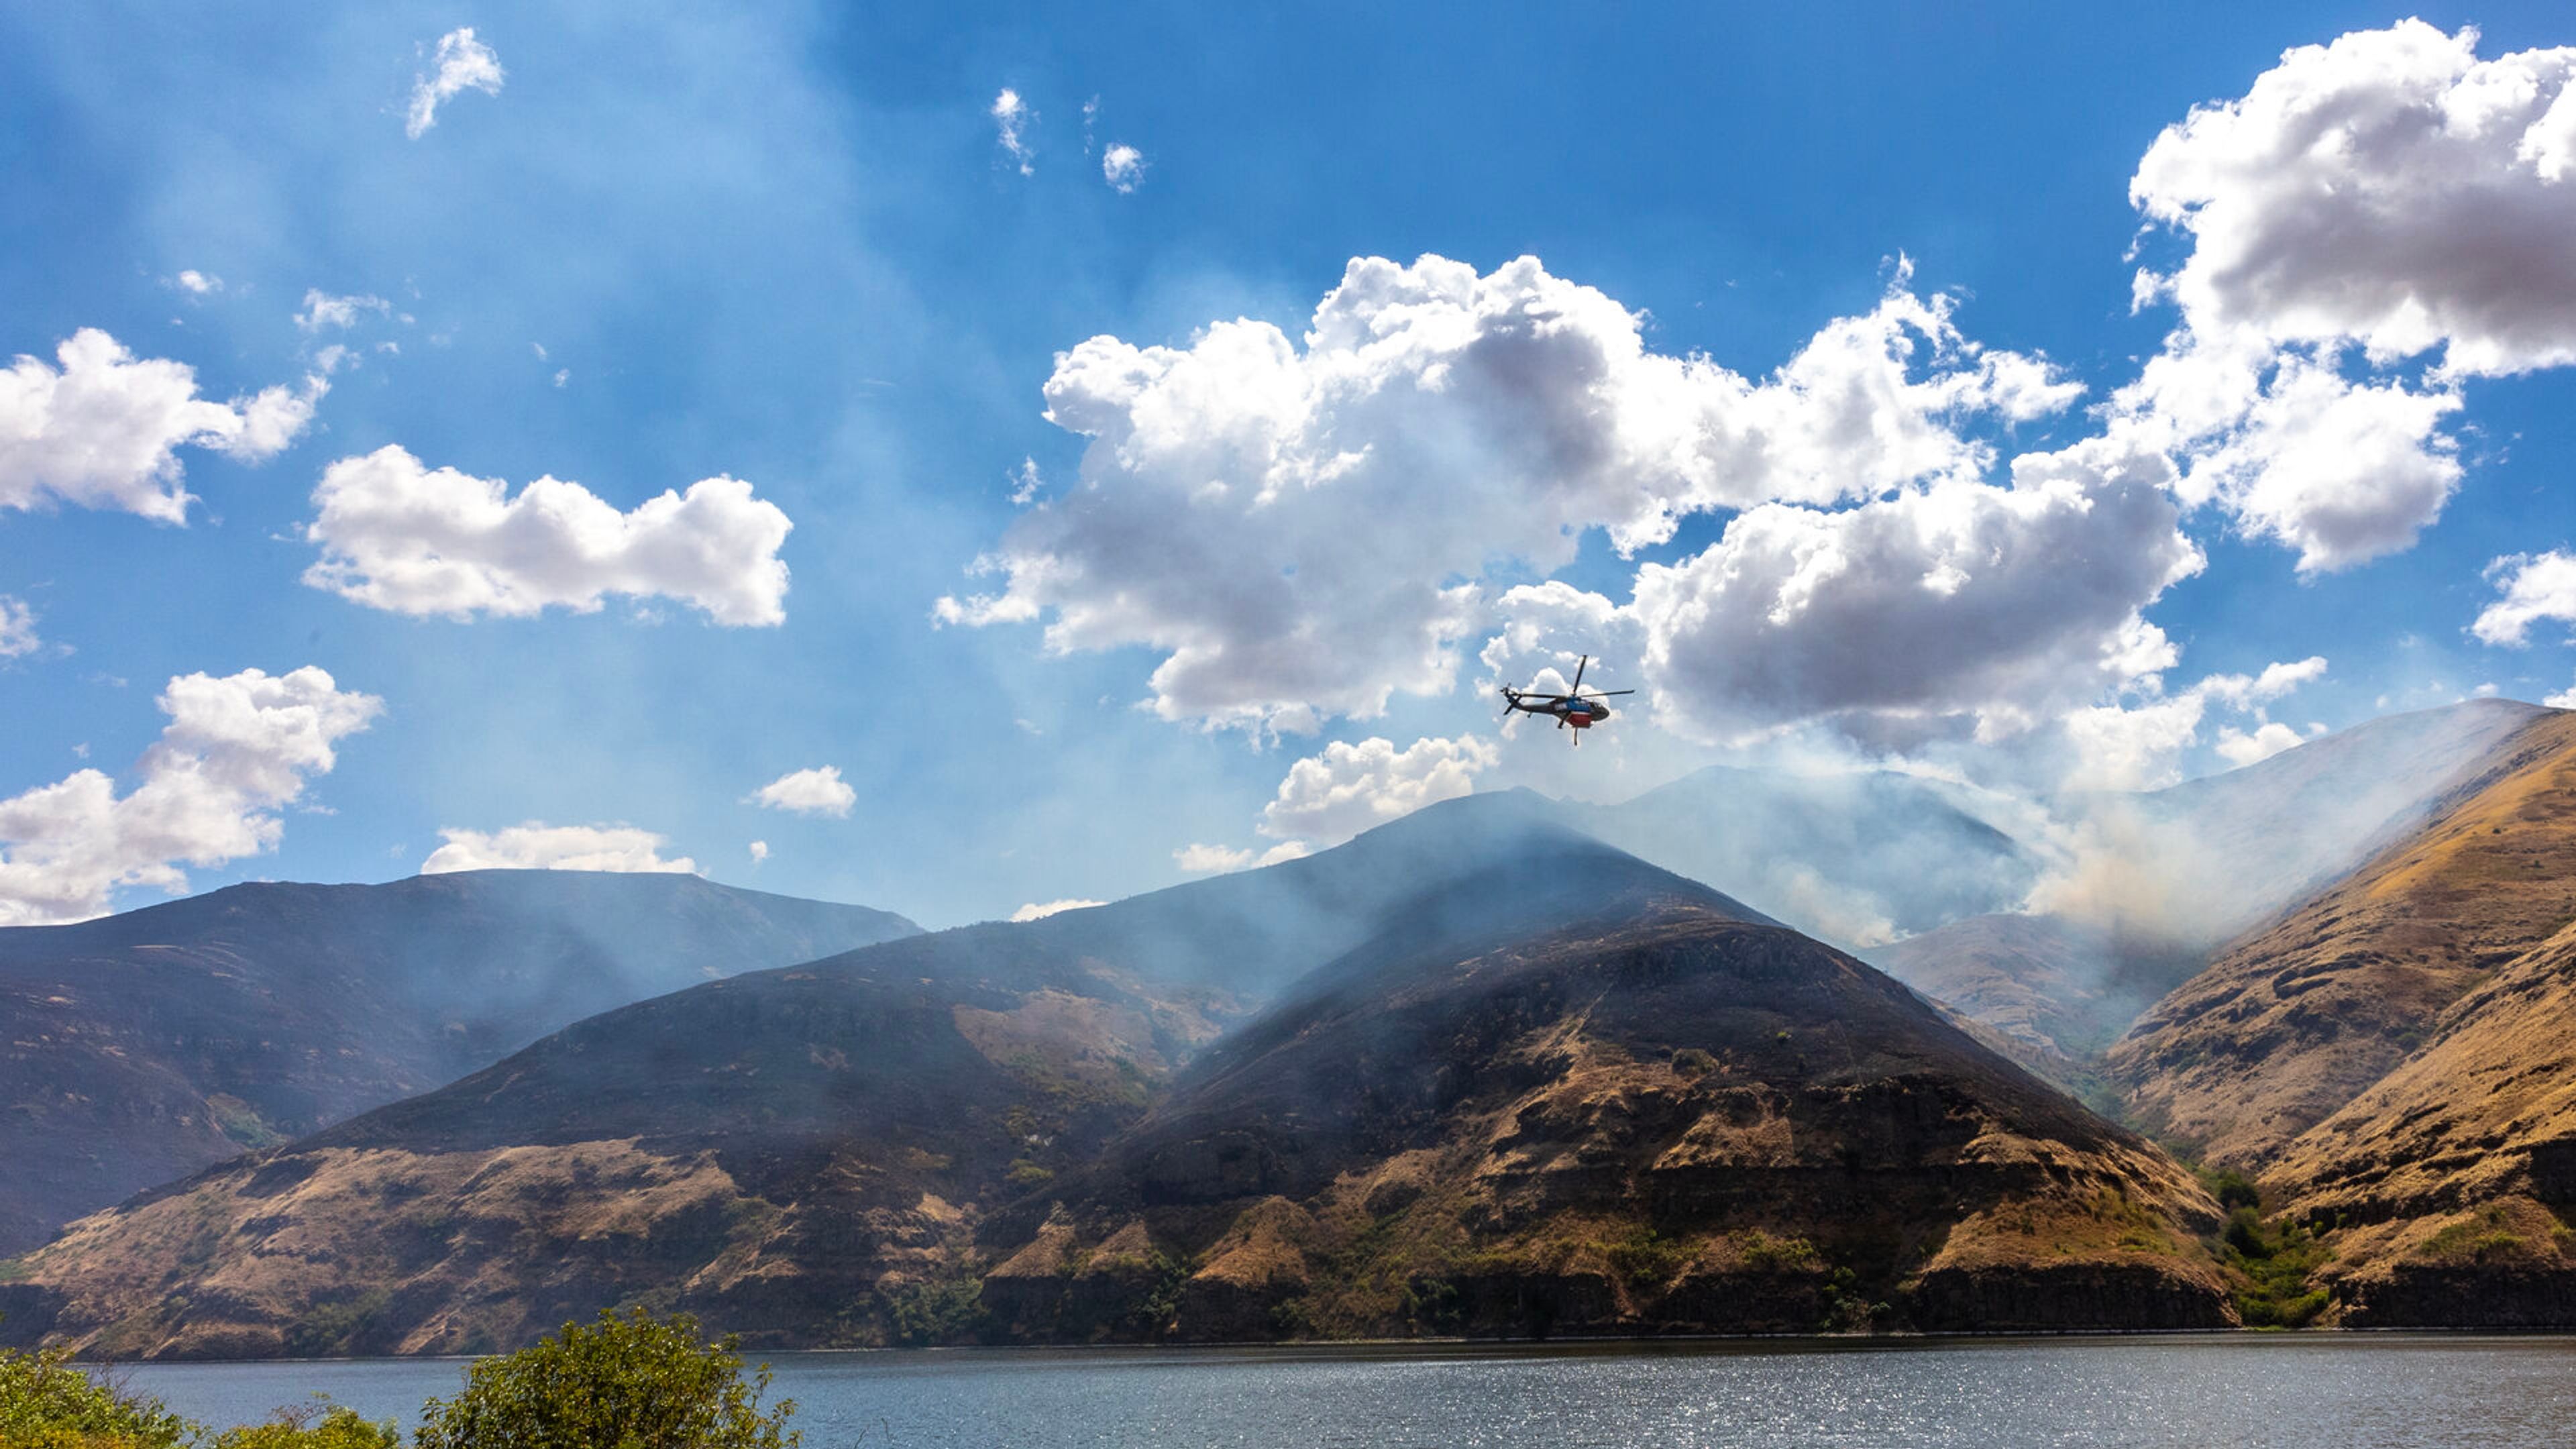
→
(2422, 1205, 2533, 1265)
(883, 1275, 987, 1347)
(417, 1306, 798, 1449)
(208, 1400, 402, 1449)
(1600, 1225, 1693, 1287)
(0, 1341, 197, 1448)
(1734, 1230, 1821, 1271)
(2218, 1207, 2331, 1328)
(282, 1288, 392, 1358)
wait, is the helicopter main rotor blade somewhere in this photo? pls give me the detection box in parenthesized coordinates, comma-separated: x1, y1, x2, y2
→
(1578, 689, 1636, 697)
(1570, 654, 1589, 694)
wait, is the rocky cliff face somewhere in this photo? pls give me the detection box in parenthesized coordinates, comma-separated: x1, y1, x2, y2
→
(0, 871, 918, 1255)
(3, 809, 2231, 1355)
(2105, 710, 2576, 1169)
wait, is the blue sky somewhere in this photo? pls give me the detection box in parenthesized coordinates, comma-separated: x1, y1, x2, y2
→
(5, 2, 2576, 928)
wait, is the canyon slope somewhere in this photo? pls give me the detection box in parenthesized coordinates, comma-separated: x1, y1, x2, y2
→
(0, 871, 917, 1254)
(1876, 700, 2549, 1068)
(2264, 922, 2576, 1325)
(1587, 765, 2036, 948)
(982, 851, 2229, 1341)
(0, 804, 2230, 1355)
(2106, 708, 2576, 1168)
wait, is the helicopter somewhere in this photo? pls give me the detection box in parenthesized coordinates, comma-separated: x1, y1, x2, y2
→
(1498, 655, 1634, 745)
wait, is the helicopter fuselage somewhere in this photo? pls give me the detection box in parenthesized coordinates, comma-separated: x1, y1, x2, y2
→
(1506, 694, 1610, 725)
(1497, 655, 1633, 745)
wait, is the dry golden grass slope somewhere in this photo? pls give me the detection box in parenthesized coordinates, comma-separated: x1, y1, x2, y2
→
(2266, 922, 2576, 1325)
(2106, 710, 2576, 1169)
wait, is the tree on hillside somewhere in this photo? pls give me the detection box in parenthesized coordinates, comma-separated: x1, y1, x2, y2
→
(415, 1307, 798, 1449)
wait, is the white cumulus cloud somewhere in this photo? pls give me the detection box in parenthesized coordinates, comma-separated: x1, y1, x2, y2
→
(1173, 840, 1309, 874)
(301, 445, 794, 625)
(1, 329, 323, 521)
(407, 27, 504, 140)
(0, 667, 382, 925)
(2114, 22, 2576, 573)
(2215, 720, 2324, 767)
(938, 253, 2078, 735)
(748, 840, 769, 864)
(2473, 550, 2576, 647)
(421, 822, 696, 875)
(2133, 21, 2576, 375)
(751, 765, 855, 818)
(1623, 443, 2202, 741)
(173, 270, 222, 297)
(2058, 656, 2330, 790)
(1010, 898, 1102, 922)
(1260, 734, 1497, 847)
(1102, 143, 1145, 193)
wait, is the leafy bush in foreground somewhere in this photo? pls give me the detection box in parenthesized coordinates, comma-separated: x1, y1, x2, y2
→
(415, 1307, 798, 1449)
(207, 1400, 401, 1449)
(0, 1342, 196, 1449)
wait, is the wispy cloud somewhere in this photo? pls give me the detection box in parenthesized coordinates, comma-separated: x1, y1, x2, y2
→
(407, 28, 504, 139)
(991, 88, 1034, 174)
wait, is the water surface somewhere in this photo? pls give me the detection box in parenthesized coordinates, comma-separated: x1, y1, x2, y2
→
(118, 1334, 2576, 1447)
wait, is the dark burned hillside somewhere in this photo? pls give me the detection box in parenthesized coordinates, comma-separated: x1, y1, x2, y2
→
(2, 802, 2228, 1356)
(0, 869, 917, 1254)
(983, 861, 2228, 1340)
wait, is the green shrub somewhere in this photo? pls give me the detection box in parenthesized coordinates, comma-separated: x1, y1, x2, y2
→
(883, 1276, 985, 1346)
(415, 1307, 798, 1449)
(2222, 1205, 2268, 1258)
(1734, 1230, 1820, 1271)
(282, 1289, 392, 1358)
(1670, 1049, 1718, 1079)
(2200, 1167, 2261, 1212)
(1601, 1226, 1693, 1286)
(208, 1400, 401, 1448)
(2214, 1210, 2332, 1328)
(0, 1343, 196, 1448)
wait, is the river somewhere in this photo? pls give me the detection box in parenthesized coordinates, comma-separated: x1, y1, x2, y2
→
(113, 1334, 2576, 1446)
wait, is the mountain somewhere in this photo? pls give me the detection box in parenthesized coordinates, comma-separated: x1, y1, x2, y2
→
(978, 843, 2226, 1340)
(1872, 700, 2549, 1073)
(1866, 913, 2182, 1075)
(0, 802, 2229, 1356)
(2058, 698, 2546, 951)
(2106, 708, 2576, 1168)
(1586, 765, 2036, 948)
(2261, 923, 2576, 1325)
(0, 871, 918, 1254)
